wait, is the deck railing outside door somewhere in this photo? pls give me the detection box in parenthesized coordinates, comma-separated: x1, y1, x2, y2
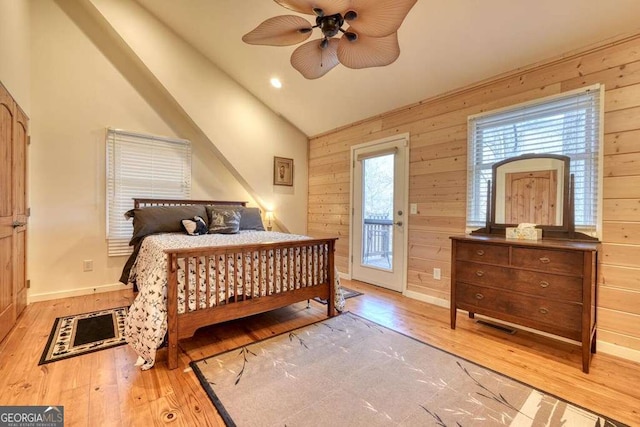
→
(363, 213, 393, 268)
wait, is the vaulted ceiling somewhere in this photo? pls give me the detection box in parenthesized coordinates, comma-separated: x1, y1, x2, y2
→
(135, 0, 640, 136)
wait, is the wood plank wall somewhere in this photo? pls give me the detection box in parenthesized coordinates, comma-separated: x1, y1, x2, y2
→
(308, 33, 640, 354)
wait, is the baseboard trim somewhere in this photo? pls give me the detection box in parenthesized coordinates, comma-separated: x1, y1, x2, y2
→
(597, 340, 640, 364)
(28, 280, 640, 363)
(338, 271, 351, 281)
(402, 290, 640, 364)
(470, 314, 640, 363)
(28, 282, 130, 303)
(403, 289, 449, 308)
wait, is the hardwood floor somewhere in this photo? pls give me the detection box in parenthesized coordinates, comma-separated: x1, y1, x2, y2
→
(0, 279, 638, 426)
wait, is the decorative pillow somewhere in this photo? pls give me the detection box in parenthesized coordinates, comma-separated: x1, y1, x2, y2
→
(206, 205, 241, 228)
(181, 216, 208, 236)
(208, 208, 241, 234)
(206, 205, 266, 231)
(239, 207, 265, 231)
(127, 205, 208, 246)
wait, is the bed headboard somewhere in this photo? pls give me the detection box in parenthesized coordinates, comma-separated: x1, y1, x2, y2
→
(133, 198, 248, 209)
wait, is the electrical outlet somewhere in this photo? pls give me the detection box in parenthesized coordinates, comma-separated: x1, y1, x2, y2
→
(83, 260, 93, 272)
(410, 203, 418, 214)
(433, 268, 441, 280)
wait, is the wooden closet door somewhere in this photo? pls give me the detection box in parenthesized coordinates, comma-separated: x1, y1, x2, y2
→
(14, 107, 28, 317)
(0, 85, 16, 343)
(0, 83, 27, 343)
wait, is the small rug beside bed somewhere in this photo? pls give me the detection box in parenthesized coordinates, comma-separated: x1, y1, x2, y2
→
(39, 307, 128, 365)
(313, 286, 362, 305)
(191, 312, 624, 427)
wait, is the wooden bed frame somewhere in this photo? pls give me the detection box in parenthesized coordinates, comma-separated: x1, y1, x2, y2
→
(133, 198, 337, 369)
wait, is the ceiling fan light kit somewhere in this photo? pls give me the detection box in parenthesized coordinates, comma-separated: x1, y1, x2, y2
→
(242, 0, 418, 79)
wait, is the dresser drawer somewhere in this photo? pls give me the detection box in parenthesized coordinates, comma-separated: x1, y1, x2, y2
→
(455, 261, 509, 286)
(512, 268, 583, 302)
(456, 261, 583, 302)
(455, 241, 509, 265)
(511, 247, 583, 275)
(456, 283, 582, 331)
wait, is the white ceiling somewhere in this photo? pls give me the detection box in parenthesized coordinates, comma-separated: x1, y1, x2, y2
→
(134, 0, 640, 136)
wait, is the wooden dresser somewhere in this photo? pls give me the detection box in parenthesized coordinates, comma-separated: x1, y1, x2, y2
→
(450, 235, 598, 373)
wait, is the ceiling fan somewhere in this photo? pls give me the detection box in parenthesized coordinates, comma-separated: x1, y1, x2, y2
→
(242, 0, 418, 79)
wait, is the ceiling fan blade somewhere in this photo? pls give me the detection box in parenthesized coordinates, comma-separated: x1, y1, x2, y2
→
(345, 0, 417, 37)
(337, 30, 400, 69)
(291, 38, 340, 79)
(242, 15, 313, 46)
(274, 0, 352, 16)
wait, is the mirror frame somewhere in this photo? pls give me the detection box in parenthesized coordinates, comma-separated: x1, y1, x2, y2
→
(471, 153, 596, 241)
(493, 153, 570, 234)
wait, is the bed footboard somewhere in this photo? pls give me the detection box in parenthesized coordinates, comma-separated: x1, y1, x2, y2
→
(165, 238, 337, 369)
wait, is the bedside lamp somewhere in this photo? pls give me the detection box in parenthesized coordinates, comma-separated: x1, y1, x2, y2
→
(265, 211, 274, 231)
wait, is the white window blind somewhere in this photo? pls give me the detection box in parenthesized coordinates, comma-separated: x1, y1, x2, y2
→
(106, 129, 191, 256)
(467, 86, 602, 236)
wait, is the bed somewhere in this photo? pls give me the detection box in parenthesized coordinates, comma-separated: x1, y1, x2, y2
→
(122, 198, 344, 370)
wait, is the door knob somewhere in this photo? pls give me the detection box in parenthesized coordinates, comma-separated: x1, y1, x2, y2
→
(395, 221, 403, 226)
(12, 221, 27, 228)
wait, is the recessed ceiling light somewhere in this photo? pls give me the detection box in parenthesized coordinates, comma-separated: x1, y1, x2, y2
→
(270, 78, 282, 89)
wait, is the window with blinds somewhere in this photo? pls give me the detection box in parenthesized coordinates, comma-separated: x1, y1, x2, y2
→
(106, 129, 191, 256)
(466, 85, 602, 236)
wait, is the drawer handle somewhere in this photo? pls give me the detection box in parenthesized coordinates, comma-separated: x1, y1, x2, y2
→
(476, 250, 485, 256)
(475, 293, 484, 300)
(539, 257, 551, 264)
(539, 307, 549, 315)
(539, 281, 550, 288)
(475, 270, 485, 277)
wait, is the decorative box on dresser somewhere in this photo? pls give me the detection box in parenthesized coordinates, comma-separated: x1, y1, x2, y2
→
(450, 235, 598, 373)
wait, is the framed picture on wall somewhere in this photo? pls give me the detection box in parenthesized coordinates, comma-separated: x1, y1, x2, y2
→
(273, 156, 293, 186)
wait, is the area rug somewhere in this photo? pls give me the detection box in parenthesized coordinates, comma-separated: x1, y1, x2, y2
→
(191, 312, 625, 427)
(313, 286, 362, 305)
(39, 306, 128, 365)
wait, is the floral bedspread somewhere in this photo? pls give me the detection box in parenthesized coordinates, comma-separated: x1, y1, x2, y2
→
(125, 230, 345, 369)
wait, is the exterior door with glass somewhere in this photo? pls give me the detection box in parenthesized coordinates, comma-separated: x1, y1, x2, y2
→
(351, 135, 408, 292)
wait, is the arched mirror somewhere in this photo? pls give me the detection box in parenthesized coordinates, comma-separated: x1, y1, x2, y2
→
(472, 153, 597, 241)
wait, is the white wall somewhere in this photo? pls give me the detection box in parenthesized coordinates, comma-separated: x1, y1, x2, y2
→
(90, 0, 309, 233)
(28, 1, 253, 300)
(0, 0, 31, 112)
